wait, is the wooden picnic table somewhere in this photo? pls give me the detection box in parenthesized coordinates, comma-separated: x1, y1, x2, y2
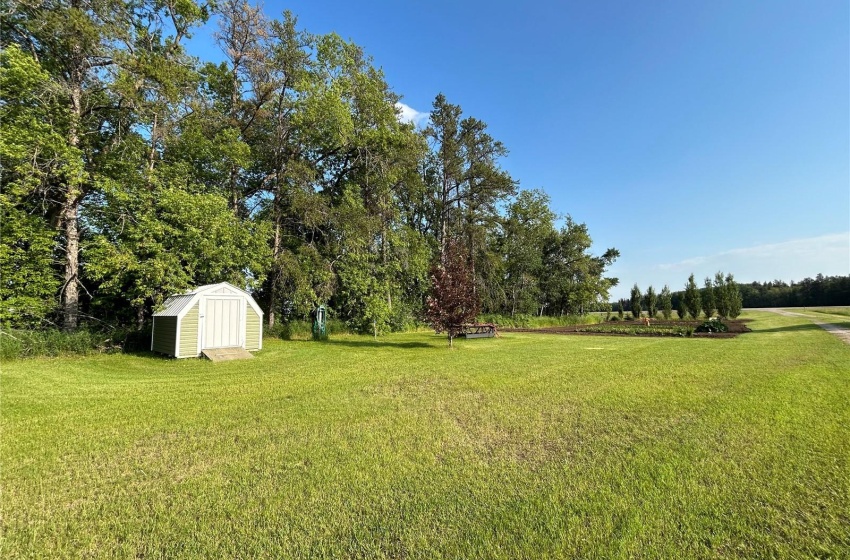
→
(462, 323, 497, 338)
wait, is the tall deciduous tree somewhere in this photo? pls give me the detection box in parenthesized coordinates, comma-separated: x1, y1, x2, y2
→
(2, 0, 136, 329)
(502, 190, 555, 316)
(83, 0, 216, 326)
(540, 217, 619, 316)
(1, 1, 629, 335)
(214, 0, 273, 214)
(0, 45, 66, 326)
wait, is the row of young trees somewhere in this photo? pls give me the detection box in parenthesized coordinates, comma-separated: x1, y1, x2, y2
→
(1, 0, 619, 333)
(620, 272, 743, 320)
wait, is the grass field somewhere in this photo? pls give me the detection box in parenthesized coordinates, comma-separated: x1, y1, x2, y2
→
(792, 306, 850, 321)
(781, 307, 850, 330)
(2, 311, 849, 558)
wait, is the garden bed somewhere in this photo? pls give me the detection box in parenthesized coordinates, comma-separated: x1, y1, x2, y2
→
(503, 318, 751, 338)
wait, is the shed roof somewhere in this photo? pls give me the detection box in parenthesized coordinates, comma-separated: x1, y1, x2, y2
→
(153, 282, 264, 318)
(153, 294, 196, 317)
(191, 282, 249, 297)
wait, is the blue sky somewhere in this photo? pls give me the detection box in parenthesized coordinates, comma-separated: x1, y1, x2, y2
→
(191, 1, 849, 299)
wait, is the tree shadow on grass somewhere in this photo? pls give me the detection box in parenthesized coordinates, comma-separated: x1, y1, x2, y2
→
(121, 349, 176, 360)
(293, 338, 437, 350)
(751, 323, 829, 334)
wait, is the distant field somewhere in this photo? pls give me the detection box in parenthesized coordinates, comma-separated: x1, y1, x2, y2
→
(2, 311, 849, 558)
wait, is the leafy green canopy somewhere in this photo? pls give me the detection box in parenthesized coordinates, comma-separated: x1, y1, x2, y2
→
(1, 1, 618, 332)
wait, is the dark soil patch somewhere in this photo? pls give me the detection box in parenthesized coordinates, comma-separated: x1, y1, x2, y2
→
(502, 319, 751, 338)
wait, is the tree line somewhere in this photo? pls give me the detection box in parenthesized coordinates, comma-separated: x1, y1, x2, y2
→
(1, 0, 619, 333)
(615, 273, 850, 320)
(737, 275, 850, 308)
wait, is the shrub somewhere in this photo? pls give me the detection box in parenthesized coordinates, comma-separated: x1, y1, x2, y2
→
(695, 319, 728, 333)
(122, 328, 153, 353)
(477, 313, 601, 329)
(270, 319, 354, 340)
(576, 324, 691, 336)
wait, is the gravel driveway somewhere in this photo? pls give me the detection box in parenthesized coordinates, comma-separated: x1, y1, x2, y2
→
(755, 308, 850, 345)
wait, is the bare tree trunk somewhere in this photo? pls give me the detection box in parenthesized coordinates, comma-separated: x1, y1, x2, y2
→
(136, 303, 146, 329)
(61, 193, 81, 331)
(439, 174, 449, 264)
(468, 225, 476, 299)
(148, 113, 158, 174)
(268, 189, 282, 329)
(62, 36, 84, 331)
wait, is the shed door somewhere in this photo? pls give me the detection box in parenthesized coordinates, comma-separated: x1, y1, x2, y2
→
(203, 297, 242, 348)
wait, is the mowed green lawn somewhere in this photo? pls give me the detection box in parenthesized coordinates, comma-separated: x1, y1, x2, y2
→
(2, 311, 849, 558)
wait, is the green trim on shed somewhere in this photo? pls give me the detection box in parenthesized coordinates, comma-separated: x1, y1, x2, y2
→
(178, 302, 200, 357)
(245, 306, 261, 351)
(152, 317, 177, 355)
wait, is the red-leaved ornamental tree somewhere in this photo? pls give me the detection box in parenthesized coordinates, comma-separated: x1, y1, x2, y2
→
(425, 238, 481, 347)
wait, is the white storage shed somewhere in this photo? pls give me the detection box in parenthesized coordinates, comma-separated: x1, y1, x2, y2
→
(151, 282, 263, 358)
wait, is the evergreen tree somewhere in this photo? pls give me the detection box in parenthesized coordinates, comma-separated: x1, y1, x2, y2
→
(684, 274, 701, 320)
(645, 285, 658, 318)
(676, 295, 687, 319)
(630, 284, 642, 319)
(702, 277, 716, 318)
(726, 273, 743, 318)
(714, 272, 729, 318)
(424, 94, 515, 265)
(659, 285, 673, 320)
(618, 300, 624, 319)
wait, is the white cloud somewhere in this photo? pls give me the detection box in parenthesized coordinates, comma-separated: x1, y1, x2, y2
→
(655, 233, 850, 278)
(395, 102, 429, 127)
(610, 232, 850, 300)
